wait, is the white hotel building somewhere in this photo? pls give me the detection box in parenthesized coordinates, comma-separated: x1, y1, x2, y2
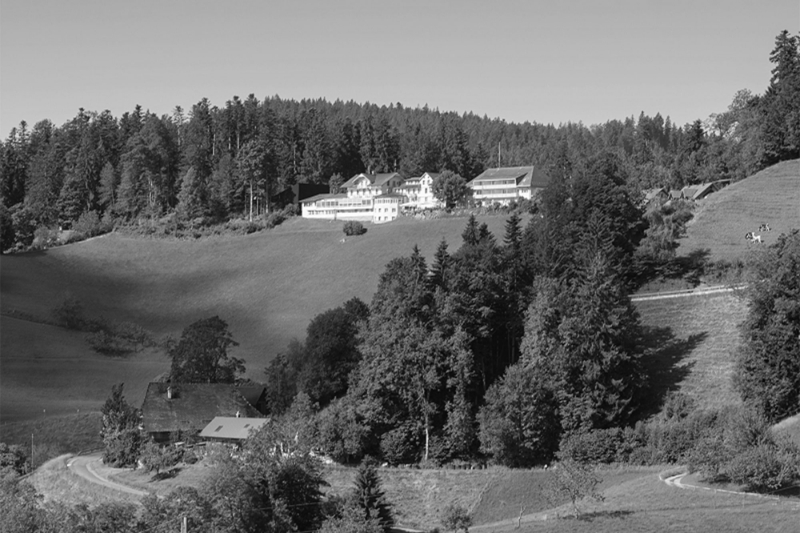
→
(300, 172, 406, 223)
(300, 167, 549, 223)
(467, 166, 549, 206)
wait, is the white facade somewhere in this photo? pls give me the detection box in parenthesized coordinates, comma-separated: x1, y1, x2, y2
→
(399, 172, 442, 209)
(467, 166, 548, 206)
(300, 172, 406, 223)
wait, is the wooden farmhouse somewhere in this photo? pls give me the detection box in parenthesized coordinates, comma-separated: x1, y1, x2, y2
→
(140, 383, 264, 443)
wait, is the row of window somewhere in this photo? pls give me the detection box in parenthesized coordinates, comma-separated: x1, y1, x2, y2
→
(474, 189, 520, 196)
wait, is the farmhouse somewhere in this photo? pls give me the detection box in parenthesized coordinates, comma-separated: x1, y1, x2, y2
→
(467, 166, 549, 206)
(140, 383, 263, 442)
(642, 187, 668, 207)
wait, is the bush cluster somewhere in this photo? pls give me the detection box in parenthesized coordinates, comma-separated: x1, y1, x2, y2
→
(343, 220, 367, 236)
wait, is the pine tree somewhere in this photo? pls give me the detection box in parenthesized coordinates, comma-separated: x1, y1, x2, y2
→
(353, 458, 394, 531)
(429, 238, 450, 290)
(461, 214, 479, 247)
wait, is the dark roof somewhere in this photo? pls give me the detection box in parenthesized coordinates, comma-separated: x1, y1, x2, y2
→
(468, 166, 550, 189)
(341, 172, 403, 189)
(237, 385, 266, 407)
(141, 383, 263, 434)
(198, 416, 269, 441)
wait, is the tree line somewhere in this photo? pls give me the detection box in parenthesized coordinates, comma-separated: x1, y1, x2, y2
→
(1, 30, 797, 251)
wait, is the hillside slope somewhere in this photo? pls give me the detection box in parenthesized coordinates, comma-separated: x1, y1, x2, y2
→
(677, 159, 800, 262)
(0, 215, 508, 423)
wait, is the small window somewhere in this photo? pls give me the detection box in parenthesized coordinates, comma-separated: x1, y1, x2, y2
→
(215, 425, 223, 432)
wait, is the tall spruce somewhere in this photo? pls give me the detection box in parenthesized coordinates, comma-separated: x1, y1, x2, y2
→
(353, 458, 394, 531)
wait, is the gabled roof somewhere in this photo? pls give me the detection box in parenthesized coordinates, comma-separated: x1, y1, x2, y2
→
(420, 172, 441, 180)
(468, 166, 549, 189)
(199, 416, 269, 441)
(669, 190, 683, 199)
(141, 383, 263, 434)
(643, 187, 667, 201)
(341, 172, 403, 189)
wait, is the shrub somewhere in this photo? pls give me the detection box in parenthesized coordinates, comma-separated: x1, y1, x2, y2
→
(441, 504, 472, 533)
(265, 211, 286, 229)
(32, 226, 59, 249)
(343, 220, 367, 236)
(725, 444, 796, 491)
(559, 428, 624, 464)
(72, 210, 108, 238)
(52, 296, 86, 330)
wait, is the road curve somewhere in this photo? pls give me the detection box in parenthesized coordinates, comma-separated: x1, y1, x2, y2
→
(67, 454, 149, 497)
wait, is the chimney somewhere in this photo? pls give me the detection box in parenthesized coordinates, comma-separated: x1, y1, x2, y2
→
(167, 386, 173, 399)
(236, 410, 240, 418)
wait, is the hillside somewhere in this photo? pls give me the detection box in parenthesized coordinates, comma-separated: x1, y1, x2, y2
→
(677, 159, 800, 262)
(635, 291, 746, 411)
(0, 215, 509, 424)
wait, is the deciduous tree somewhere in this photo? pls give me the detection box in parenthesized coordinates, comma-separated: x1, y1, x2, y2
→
(167, 316, 244, 383)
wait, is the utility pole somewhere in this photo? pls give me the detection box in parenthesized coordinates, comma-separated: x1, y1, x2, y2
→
(181, 515, 187, 533)
(31, 433, 34, 473)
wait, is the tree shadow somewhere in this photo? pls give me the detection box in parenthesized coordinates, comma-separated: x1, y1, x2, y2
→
(669, 248, 711, 285)
(150, 467, 182, 481)
(577, 509, 634, 521)
(637, 326, 708, 419)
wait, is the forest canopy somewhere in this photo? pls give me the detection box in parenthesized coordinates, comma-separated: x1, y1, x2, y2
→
(1, 30, 797, 252)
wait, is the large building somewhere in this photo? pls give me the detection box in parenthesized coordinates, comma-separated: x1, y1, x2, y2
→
(300, 172, 406, 223)
(467, 166, 549, 205)
(398, 172, 442, 209)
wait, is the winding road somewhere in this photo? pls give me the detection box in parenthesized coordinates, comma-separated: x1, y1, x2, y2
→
(67, 454, 148, 497)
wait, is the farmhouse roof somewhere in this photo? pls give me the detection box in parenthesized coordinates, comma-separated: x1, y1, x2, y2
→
(468, 166, 549, 189)
(141, 383, 263, 434)
(669, 190, 683, 200)
(199, 416, 269, 441)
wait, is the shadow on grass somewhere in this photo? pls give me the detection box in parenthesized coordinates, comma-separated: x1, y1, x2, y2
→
(638, 326, 708, 418)
(632, 248, 711, 290)
(555, 509, 634, 521)
(150, 467, 182, 482)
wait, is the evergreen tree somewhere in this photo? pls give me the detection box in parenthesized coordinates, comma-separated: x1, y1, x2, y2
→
(100, 383, 142, 467)
(352, 458, 394, 532)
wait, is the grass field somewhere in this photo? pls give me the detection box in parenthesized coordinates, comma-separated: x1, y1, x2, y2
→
(34, 456, 800, 532)
(635, 291, 748, 411)
(0, 215, 510, 425)
(677, 159, 800, 262)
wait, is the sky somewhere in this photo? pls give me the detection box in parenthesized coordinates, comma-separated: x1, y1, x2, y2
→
(1, 0, 798, 136)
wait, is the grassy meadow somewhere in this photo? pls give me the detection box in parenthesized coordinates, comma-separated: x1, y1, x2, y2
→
(677, 159, 800, 262)
(636, 291, 748, 411)
(0, 215, 510, 425)
(39, 457, 800, 532)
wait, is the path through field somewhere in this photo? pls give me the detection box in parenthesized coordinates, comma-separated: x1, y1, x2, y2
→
(66, 454, 148, 497)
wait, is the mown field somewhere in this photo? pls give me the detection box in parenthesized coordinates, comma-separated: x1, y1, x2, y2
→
(677, 159, 800, 262)
(635, 291, 747, 411)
